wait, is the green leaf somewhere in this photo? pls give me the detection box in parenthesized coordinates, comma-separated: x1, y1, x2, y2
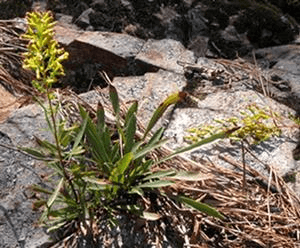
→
(160, 129, 238, 163)
(129, 187, 144, 196)
(134, 138, 169, 160)
(72, 114, 88, 151)
(31, 184, 53, 195)
(143, 92, 186, 139)
(47, 207, 79, 222)
(140, 159, 154, 173)
(34, 136, 58, 155)
(177, 196, 224, 219)
(110, 152, 134, 183)
(18, 147, 48, 160)
(96, 101, 105, 134)
(125, 101, 138, 125)
(143, 170, 176, 181)
(139, 180, 174, 188)
(47, 178, 64, 209)
(102, 126, 113, 157)
(109, 84, 120, 116)
(67, 145, 85, 157)
(47, 220, 67, 232)
(147, 127, 164, 146)
(124, 114, 136, 154)
(79, 106, 111, 165)
(128, 159, 153, 181)
(117, 152, 134, 175)
(111, 142, 121, 163)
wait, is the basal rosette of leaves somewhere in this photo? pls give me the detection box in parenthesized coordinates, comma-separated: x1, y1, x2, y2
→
(21, 11, 232, 239)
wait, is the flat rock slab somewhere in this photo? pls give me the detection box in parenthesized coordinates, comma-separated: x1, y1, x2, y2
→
(136, 39, 196, 74)
(55, 26, 196, 77)
(55, 25, 145, 57)
(55, 25, 147, 75)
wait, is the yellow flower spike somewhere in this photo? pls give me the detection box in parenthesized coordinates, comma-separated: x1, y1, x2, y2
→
(22, 11, 68, 92)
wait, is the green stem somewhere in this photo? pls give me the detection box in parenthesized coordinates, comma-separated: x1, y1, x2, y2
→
(46, 87, 79, 203)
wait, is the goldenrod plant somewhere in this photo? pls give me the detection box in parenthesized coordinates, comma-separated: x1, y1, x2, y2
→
(21, 11, 233, 241)
(21, 11, 89, 233)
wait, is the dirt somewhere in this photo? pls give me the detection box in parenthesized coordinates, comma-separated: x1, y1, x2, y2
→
(0, 84, 20, 123)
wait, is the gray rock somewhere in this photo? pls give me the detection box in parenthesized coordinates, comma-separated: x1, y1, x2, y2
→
(74, 8, 95, 29)
(55, 25, 146, 76)
(113, 69, 187, 127)
(0, 105, 53, 248)
(135, 39, 196, 74)
(253, 45, 300, 113)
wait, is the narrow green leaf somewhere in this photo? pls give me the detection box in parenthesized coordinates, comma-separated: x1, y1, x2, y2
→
(134, 138, 169, 160)
(67, 145, 85, 156)
(47, 178, 64, 209)
(125, 101, 138, 125)
(117, 152, 134, 175)
(177, 195, 224, 219)
(124, 114, 136, 154)
(79, 105, 111, 164)
(96, 101, 105, 134)
(143, 170, 176, 181)
(47, 207, 79, 221)
(72, 114, 88, 150)
(110, 152, 133, 183)
(31, 184, 53, 195)
(19, 147, 48, 160)
(102, 126, 112, 157)
(34, 136, 57, 154)
(40, 208, 48, 224)
(160, 130, 233, 164)
(139, 180, 174, 188)
(128, 160, 152, 181)
(131, 127, 164, 161)
(141, 159, 154, 173)
(131, 140, 144, 154)
(129, 187, 144, 196)
(148, 127, 164, 146)
(109, 84, 120, 115)
(111, 142, 121, 163)
(143, 92, 186, 139)
(47, 220, 67, 232)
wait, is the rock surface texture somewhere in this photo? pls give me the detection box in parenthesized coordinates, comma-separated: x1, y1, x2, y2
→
(0, 0, 300, 247)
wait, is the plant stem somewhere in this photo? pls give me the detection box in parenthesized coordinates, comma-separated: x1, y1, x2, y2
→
(241, 140, 246, 192)
(46, 88, 79, 203)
